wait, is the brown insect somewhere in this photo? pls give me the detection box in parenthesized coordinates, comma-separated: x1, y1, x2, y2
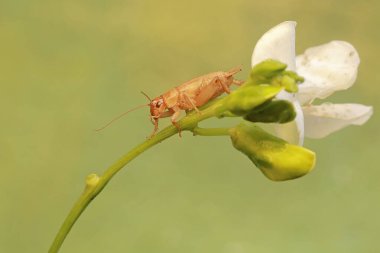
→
(96, 67, 242, 137)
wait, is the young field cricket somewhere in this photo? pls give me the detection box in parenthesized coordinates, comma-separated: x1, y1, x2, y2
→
(96, 67, 243, 137)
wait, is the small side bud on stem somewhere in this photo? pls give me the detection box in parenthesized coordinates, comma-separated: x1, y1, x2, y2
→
(85, 173, 100, 191)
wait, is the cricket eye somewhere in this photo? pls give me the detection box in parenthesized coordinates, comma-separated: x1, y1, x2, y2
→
(156, 101, 162, 108)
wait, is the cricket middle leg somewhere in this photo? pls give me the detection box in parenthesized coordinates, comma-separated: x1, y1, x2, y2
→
(170, 107, 182, 137)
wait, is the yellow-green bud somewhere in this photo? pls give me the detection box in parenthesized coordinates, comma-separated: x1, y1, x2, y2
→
(85, 173, 100, 191)
(229, 122, 316, 181)
(250, 59, 287, 84)
(248, 60, 304, 93)
(271, 71, 304, 93)
(283, 70, 305, 83)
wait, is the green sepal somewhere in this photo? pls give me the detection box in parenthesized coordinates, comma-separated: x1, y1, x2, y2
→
(229, 122, 316, 181)
(244, 100, 296, 124)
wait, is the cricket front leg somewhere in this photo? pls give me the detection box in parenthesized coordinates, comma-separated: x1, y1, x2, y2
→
(148, 111, 174, 139)
(148, 116, 159, 139)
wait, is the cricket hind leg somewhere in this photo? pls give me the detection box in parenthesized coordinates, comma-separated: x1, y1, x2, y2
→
(176, 89, 201, 115)
(214, 75, 231, 94)
(182, 93, 200, 114)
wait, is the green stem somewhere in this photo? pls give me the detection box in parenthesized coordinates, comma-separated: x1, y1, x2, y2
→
(48, 99, 225, 253)
(192, 126, 230, 136)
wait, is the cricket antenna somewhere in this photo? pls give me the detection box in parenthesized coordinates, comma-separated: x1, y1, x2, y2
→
(141, 91, 152, 102)
(95, 103, 148, 132)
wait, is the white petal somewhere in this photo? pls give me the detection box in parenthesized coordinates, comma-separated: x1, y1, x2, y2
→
(252, 21, 297, 71)
(252, 21, 302, 144)
(274, 97, 304, 145)
(296, 41, 360, 105)
(303, 103, 373, 138)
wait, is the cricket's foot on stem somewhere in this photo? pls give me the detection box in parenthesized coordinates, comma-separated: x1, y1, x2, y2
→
(147, 130, 157, 139)
(171, 120, 182, 137)
(147, 118, 159, 139)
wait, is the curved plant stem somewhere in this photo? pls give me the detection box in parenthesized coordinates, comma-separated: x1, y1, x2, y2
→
(48, 99, 227, 253)
(192, 126, 230, 136)
(49, 61, 293, 252)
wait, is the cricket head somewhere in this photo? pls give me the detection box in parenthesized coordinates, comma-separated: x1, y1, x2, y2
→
(141, 91, 166, 120)
(149, 97, 166, 119)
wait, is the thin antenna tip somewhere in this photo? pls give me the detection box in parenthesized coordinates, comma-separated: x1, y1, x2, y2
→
(94, 103, 148, 132)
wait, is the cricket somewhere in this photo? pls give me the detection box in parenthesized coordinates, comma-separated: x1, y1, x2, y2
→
(96, 67, 243, 137)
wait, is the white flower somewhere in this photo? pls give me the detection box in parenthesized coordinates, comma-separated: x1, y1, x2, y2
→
(251, 21, 373, 145)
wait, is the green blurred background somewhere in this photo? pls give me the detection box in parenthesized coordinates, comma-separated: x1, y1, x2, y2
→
(1, 0, 379, 252)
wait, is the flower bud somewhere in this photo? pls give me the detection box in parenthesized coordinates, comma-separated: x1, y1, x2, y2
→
(250, 59, 287, 84)
(271, 71, 304, 93)
(224, 85, 283, 116)
(229, 123, 316, 181)
(248, 60, 304, 93)
(244, 100, 296, 123)
(85, 173, 100, 192)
